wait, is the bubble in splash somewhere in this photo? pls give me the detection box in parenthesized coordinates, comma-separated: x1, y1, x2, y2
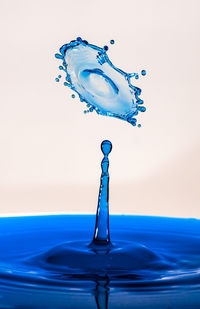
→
(55, 38, 146, 126)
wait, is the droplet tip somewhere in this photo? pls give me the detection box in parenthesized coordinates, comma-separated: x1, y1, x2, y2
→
(101, 140, 112, 155)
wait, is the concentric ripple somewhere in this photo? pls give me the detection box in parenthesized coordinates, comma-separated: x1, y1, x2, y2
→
(0, 215, 200, 286)
(55, 38, 146, 126)
(0, 216, 200, 308)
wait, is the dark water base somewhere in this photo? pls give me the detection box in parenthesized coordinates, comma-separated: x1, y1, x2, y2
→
(0, 215, 200, 308)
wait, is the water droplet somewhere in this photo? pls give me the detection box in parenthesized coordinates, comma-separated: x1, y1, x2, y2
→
(58, 75, 61, 78)
(55, 53, 62, 59)
(141, 70, 146, 76)
(138, 124, 141, 128)
(101, 140, 112, 156)
(104, 45, 109, 51)
(138, 106, 146, 112)
(110, 39, 115, 44)
(55, 78, 59, 82)
(72, 94, 75, 98)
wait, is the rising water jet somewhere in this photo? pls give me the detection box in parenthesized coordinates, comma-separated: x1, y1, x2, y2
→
(92, 140, 112, 246)
(31, 140, 173, 278)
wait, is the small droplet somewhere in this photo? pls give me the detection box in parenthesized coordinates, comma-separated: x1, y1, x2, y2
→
(58, 75, 61, 78)
(76, 37, 82, 42)
(55, 78, 59, 82)
(55, 53, 62, 59)
(72, 94, 75, 98)
(64, 82, 68, 86)
(141, 70, 146, 76)
(101, 140, 112, 156)
(110, 40, 115, 45)
(138, 124, 141, 128)
(135, 74, 139, 80)
(138, 106, 146, 112)
(59, 66, 63, 70)
(104, 45, 109, 51)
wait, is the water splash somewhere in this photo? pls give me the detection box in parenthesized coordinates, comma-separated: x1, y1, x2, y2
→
(27, 141, 177, 277)
(0, 140, 199, 296)
(0, 144, 199, 307)
(55, 38, 146, 126)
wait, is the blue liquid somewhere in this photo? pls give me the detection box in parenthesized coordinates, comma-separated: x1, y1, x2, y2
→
(141, 70, 146, 76)
(0, 141, 200, 308)
(93, 140, 112, 245)
(0, 216, 200, 308)
(55, 38, 146, 126)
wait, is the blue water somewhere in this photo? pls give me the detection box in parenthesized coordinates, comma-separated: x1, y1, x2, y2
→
(0, 215, 200, 308)
(0, 140, 200, 308)
(92, 140, 112, 245)
(55, 38, 146, 126)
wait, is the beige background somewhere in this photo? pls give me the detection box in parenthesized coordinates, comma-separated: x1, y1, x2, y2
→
(0, 0, 199, 217)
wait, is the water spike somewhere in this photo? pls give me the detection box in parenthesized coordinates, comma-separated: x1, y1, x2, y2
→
(92, 140, 112, 246)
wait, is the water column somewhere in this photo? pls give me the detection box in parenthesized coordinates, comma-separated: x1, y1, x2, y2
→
(92, 140, 112, 246)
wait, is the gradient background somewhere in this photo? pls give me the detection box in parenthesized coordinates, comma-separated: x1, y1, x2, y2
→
(0, 0, 199, 217)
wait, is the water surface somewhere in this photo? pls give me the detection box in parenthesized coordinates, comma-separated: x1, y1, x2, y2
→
(0, 215, 200, 308)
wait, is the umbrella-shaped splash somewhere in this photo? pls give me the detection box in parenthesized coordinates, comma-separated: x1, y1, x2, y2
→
(55, 38, 146, 126)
